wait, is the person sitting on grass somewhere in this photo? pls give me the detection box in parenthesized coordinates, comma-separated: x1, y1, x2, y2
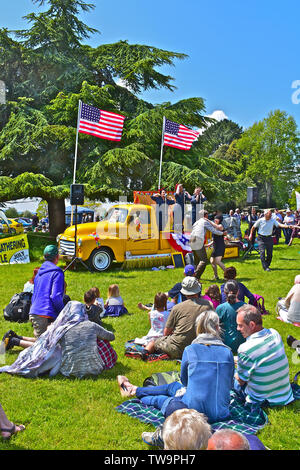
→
(104, 284, 128, 317)
(220, 266, 255, 305)
(2, 279, 71, 352)
(117, 310, 234, 424)
(58, 305, 116, 379)
(216, 280, 246, 354)
(30, 245, 65, 338)
(277, 274, 300, 324)
(202, 284, 221, 309)
(0, 301, 116, 379)
(0, 403, 25, 441)
(235, 305, 294, 408)
(162, 409, 211, 450)
(207, 429, 267, 450)
(23, 267, 40, 293)
(90, 286, 105, 311)
(138, 277, 211, 360)
(134, 292, 169, 359)
(141, 408, 212, 450)
(166, 264, 196, 304)
(84, 288, 103, 325)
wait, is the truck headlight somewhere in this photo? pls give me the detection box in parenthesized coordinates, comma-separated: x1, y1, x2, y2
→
(77, 238, 82, 246)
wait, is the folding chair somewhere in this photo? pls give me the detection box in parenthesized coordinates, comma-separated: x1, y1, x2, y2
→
(241, 237, 260, 260)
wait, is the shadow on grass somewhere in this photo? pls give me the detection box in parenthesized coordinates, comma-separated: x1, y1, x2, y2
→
(0, 441, 28, 450)
(269, 268, 298, 272)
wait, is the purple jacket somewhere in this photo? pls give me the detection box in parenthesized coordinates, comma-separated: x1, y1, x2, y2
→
(29, 261, 65, 320)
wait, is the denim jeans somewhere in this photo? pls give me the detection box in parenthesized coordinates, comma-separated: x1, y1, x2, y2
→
(136, 381, 183, 416)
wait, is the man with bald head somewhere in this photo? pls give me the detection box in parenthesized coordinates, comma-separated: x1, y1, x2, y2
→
(207, 429, 267, 450)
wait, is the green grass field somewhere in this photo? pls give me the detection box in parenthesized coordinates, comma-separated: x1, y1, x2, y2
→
(0, 233, 299, 450)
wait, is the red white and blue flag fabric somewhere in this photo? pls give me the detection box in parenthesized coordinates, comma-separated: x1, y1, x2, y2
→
(78, 103, 125, 141)
(163, 119, 200, 151)
(168, 232, 192, 255)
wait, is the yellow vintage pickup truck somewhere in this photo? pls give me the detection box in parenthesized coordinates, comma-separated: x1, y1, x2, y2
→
(57, 203, 239, 272)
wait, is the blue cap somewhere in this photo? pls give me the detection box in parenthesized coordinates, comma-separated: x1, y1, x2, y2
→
(184, 264, 195, 276)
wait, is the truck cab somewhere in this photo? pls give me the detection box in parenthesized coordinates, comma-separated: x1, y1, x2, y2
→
(57, 204, 174, 272)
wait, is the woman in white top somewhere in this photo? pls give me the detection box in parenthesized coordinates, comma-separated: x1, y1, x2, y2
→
(277, 275, 300, 324)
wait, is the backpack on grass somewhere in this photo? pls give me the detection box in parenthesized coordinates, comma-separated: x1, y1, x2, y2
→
(3, 292, 32, 323)
(250, 294, 269, 315)
(143, 370, 181, 387)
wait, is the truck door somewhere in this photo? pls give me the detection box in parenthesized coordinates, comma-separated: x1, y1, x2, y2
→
(125, 208, 157, 254)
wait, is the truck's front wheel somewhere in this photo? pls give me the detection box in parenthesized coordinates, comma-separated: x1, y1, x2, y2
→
(88, 248, 113, 272)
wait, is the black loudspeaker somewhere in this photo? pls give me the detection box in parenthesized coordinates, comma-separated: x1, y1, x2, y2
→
(247, 187, 258, 204)
(70, 184, 84, 205)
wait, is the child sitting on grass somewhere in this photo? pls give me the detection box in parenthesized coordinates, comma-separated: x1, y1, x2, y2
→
(135, 292, 169, 348)
(84, 289, 103, 325)
(90, 286, 105, 312)
(134, 292, 170, 359)
(104, 284, 128, 317)
(84, 289, 118, 369)
(202, 284, 221, 309)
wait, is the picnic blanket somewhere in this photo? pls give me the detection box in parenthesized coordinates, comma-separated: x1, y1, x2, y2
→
(116, 383, 300, 437)
(276, 316, 300, 328)
(125, 340, 171, 363)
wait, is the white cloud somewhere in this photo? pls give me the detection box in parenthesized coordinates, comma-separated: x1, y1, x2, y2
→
(198, 109, 228, 134)
(116, 78, 133, 92)
(206, 109, 228, 121)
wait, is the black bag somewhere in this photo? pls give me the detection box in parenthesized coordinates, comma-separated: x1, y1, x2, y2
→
(3, 292, 33, 323)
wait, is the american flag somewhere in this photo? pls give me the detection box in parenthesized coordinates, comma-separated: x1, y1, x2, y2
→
(78, 102, 125, 141)
(163, 119, 200, 150)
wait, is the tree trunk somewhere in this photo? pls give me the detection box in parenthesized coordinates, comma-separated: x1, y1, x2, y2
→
(265, 181, 272, 208)
(47, 198, 66, 237)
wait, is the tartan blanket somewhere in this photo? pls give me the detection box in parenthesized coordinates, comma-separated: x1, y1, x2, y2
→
(116, 383, 300, 436)
(125, 340, 171, 363)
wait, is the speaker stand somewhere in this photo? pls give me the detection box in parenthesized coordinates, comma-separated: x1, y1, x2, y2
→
(63, 205, 91, 273)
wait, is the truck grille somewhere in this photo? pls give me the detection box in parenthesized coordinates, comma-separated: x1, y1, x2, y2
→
(59, 239, 75, 257)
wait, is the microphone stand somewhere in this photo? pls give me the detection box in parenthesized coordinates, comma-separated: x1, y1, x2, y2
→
(63, 204, 91, 272)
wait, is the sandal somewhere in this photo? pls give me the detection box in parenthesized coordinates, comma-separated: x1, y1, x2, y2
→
(1, 423, 25, 440)
(2, 330, 18, 351)
(117, 375, 136, 397)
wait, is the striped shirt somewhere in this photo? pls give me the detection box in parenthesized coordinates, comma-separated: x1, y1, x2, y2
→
(237, 328, 293, 406)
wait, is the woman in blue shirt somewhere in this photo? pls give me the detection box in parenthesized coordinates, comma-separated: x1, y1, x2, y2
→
(117, 310, 234, 424)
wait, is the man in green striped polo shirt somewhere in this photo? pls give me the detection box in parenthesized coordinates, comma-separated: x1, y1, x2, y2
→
(235, 305, 294, 407)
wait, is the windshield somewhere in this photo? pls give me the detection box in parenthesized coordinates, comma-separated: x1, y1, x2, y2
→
(0, 218, 9, 226)
(104, 208, 128, 224)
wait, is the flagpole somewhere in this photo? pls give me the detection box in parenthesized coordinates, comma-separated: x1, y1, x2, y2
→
(158, 116, 166, 190)
(73, 100, 82, 184)
(71, 100, 82, 225)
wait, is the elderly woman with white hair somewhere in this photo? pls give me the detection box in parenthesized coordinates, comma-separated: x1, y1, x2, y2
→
(117, 310, 235, 424)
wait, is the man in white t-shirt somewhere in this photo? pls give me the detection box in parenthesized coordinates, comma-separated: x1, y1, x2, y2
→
(190, 210, 224, 280)
(250, 210, 292, 271)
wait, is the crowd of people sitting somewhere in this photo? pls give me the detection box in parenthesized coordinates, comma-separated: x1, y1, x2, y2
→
(0, 196, 299, 448)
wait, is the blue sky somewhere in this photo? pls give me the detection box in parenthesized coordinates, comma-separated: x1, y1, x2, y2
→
(1, 0, 300, 129)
